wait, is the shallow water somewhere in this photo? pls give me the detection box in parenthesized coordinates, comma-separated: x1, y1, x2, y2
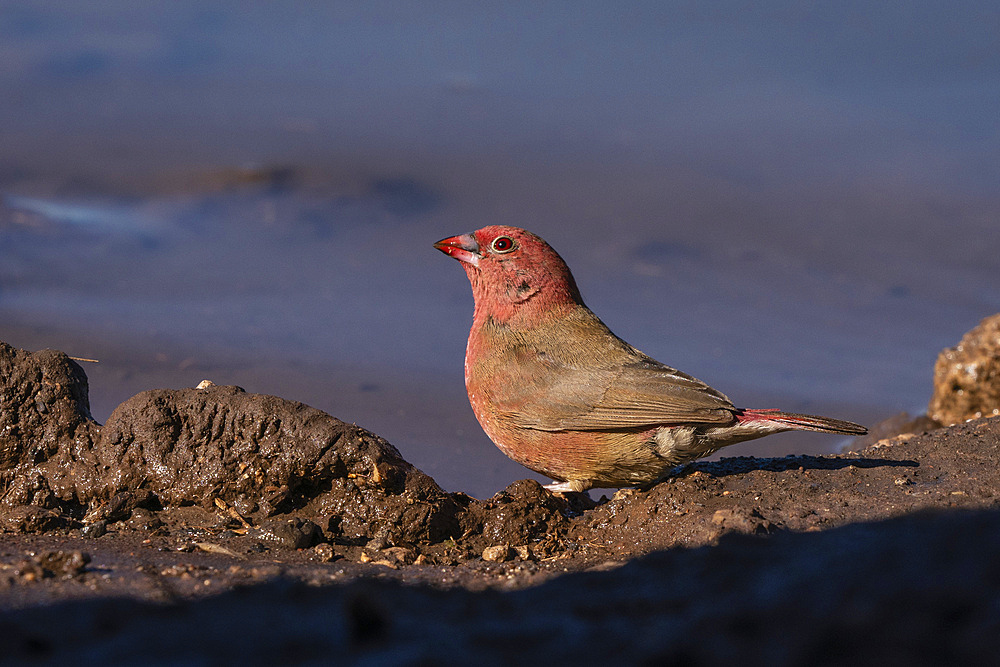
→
(2, 2, 998, 497)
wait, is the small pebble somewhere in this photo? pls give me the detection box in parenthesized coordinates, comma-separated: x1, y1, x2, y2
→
(81, 521, 107, 539)
(482, 545, 513, 562)
(313, 543, 337, 563)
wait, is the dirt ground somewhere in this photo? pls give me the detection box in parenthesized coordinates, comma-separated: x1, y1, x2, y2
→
(2, 337, 1000, 664)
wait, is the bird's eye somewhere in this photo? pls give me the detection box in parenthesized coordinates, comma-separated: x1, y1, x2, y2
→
(491, 236, 517, 253)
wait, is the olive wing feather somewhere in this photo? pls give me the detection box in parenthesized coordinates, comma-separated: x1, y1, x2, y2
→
(500, 355, 736, 432)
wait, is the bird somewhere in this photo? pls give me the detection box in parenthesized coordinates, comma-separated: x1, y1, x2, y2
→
(434, 226, 867, 493)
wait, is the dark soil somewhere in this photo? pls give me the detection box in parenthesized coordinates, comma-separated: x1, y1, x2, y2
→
(2, 339, 1000, 664)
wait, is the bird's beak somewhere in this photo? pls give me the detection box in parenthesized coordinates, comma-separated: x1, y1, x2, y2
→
(433, 233, 481, 267)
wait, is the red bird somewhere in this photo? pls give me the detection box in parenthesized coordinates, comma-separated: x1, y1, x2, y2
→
(434, 226, 867, 492)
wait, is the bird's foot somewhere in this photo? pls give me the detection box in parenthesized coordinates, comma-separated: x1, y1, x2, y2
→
(544, 480, 591, 494)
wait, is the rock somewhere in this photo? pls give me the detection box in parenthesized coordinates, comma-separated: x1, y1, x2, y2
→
(929, 314, 1000, 425)
(482, 545, 513, 562)
(366, 526, 391, 551)
(81, 520, 108, 539)
(512, 545, 531, 561)
(258, 517, 323, 549)
(382, 547, 415, 566)
(313, 543, 337, 563)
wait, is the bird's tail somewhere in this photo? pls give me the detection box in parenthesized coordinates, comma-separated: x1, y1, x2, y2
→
(735, 408, 867, 436)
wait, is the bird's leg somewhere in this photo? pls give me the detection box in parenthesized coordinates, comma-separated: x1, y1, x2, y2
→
(544, 479, 591, 493)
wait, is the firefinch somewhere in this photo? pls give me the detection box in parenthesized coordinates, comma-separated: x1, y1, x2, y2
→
(434, 226, 867, 492)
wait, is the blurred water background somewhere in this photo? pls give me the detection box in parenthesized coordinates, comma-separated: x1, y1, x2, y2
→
(1, 1, 997, 497)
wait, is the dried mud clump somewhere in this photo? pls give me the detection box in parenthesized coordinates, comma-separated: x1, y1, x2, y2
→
(0, 341, 471, 550)
(0, 342, 96, 470)
(929, 313, 1000, 425)
(91, 385, 466, 546)
(96, 386, 413, 504)
(0, 343, 99, 517)
(451, 479, 583, 558)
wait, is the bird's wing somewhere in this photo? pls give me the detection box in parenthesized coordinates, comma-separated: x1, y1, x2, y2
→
(500, 354, 736, 432)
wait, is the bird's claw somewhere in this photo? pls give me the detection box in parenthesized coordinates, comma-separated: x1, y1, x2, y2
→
(544, 480, 590, 494)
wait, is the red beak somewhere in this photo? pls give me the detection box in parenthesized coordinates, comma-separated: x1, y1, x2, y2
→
(433, 233, 481, 267)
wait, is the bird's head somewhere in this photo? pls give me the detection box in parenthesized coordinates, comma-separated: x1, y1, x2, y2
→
(434, 226, 583, 324)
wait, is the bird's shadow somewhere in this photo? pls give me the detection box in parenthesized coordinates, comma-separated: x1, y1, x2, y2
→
(668, 453, 918, 480)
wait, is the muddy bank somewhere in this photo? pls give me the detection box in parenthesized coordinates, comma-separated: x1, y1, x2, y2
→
(4, 508, 1000, 664)
(5, 337, 999, 571)
(1, 326, 999, 662)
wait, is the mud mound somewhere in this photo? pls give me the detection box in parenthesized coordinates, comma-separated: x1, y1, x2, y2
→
(0, 342, 95, 469)
(447, 478, 590, 560)
(94, 385, 467, 545)
(0, 343, 99, 514)
(0, 343, 470, 550)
